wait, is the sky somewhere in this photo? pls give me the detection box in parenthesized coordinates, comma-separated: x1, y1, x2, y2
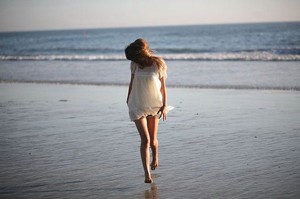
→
(0, 0, 299, 32)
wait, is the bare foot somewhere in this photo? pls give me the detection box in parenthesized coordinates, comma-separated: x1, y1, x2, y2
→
(144, 174, 153, 183)
(151, 160, 158, 170)
(145, 177, 153, 183)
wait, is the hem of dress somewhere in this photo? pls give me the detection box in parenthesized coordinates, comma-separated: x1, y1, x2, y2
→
(128, 106, 174, 121)
(129, 108, 161, 121)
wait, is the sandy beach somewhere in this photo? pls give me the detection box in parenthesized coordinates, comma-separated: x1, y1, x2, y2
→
(1, 82, 300, 198)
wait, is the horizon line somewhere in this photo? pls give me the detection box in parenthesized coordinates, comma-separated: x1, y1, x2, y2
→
(0, 20, 299, 33)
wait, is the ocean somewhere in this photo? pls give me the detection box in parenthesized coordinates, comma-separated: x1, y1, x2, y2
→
(0, 22, 300, 90)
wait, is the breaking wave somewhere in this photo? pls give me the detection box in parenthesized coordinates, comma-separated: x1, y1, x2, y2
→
(1, 51, 300, 61)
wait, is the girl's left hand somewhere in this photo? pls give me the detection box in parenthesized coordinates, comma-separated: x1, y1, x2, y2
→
(158, 106, 167, 121)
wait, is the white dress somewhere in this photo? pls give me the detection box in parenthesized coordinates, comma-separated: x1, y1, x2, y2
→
(127, 61, 172, 121)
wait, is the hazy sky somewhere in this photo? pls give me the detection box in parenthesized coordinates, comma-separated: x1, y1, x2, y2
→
(0, 0, 299, 31)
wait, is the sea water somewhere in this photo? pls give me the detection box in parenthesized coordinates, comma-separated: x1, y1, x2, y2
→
(0, 22, 300, 90)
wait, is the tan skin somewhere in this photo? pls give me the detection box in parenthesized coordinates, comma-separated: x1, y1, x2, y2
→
(126, 60, 168, 183)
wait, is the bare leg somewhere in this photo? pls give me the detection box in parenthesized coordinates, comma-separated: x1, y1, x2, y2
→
(147, 116, 159, 170)
(134, 117, 152, 183)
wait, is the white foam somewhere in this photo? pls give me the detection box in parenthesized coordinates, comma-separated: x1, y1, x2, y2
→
(1, 52, 300, 61)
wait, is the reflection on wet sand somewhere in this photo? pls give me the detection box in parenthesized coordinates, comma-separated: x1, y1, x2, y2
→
(144, 183, 158, 199)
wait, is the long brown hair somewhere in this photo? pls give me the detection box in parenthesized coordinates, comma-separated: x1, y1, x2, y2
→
(125, 38, 166, 71)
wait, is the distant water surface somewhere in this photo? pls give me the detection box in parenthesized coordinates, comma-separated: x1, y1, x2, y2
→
(0, 22, 300, 90)
(0, 22, 299, 61)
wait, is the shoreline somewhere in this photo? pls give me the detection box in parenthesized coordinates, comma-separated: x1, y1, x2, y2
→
(1, 80, 300, 92)
(1, 60, 299, 91)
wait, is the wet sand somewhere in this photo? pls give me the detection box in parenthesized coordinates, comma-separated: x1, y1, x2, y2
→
(1, 83, 300, 198)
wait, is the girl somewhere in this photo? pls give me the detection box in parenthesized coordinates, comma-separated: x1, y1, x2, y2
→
(125, 38, 172, 183)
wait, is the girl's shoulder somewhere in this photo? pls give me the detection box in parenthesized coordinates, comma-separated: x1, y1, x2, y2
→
(130, 61, 138, 73)
(152, 56, 167, 70)
(151, 58, 167, 79)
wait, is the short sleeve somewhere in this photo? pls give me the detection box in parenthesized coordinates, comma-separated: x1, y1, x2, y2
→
(159, 60, 167, 79)
(130, 61, 137, 74)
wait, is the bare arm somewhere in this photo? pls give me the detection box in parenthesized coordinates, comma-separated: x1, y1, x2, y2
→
(126, 74, 134, 104)
(160, 76, 167, 107)
(158, 76, 168, 120)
